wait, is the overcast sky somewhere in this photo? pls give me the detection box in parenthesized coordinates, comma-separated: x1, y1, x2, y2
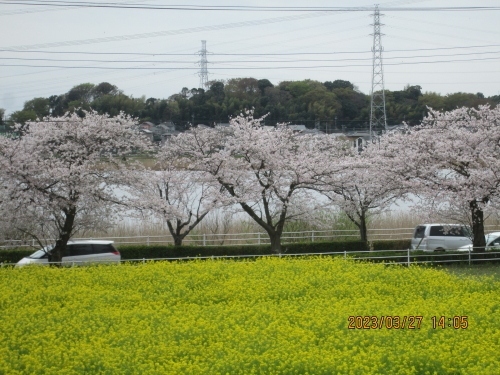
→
(1, 0, 499, 115)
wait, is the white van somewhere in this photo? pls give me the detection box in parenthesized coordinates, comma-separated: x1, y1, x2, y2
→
(411, 224, 472, 252)
(16, 240, 120, 267)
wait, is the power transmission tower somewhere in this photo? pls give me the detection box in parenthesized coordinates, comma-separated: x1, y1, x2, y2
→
(198, 40, 209, 89)
(369, 4, 387, 140)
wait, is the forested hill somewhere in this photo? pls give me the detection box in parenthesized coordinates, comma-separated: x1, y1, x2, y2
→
(5, 79, 500, 131)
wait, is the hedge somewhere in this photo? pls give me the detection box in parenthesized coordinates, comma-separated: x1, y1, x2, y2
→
(117, 240, 369, 260)
(0, 249, 34, 264)
(372, 239, 412, 251)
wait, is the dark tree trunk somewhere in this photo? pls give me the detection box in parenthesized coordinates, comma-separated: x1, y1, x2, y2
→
(268, 231, 282, 254)
(359, 212, 368, 244)
(470, 200, 486, 252)
(48, 207, 76, 264)
(173, 235, 183, 247)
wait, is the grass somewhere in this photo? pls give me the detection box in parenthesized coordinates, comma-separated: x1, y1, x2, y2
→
(1, 258, 499, 374)
(85, 210, 500, 245)
(444, 263, 500, 281)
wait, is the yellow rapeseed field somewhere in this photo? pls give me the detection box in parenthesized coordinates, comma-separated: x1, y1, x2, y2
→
(1, 258, 499, 374)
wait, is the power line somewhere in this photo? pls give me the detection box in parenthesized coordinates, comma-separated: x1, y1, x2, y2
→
(3, 2, 500, 12)
(2, 12, 331, 50)
(2, 43, 500, 56)
(2, 50, 500, 64)
(2, 56, 499, 70)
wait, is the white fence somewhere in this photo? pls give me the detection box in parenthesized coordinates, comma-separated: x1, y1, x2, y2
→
(2, 248, 500, 267)
(2, 225, 500, 249)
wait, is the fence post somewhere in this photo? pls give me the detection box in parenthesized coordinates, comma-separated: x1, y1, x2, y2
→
(143, 258, 145, 264)
(147, 236, 150, 247)
(468, 248, 471, 266)
(407, 248, 410, 267)
(258, 233, 261, 245)
(203, 234, 206, 247)
(32, 239, 35, 247)
(344, 250, 346, 260)
(311, 231, 315, 242)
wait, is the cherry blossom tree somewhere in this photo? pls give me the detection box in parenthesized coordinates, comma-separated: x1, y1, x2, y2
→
(0, 110, 150, 262)
(124, 162, 222, 246)
(165, 111, 343, 253)
(377, 105, 500, 251)
(316, 148, 406, 243)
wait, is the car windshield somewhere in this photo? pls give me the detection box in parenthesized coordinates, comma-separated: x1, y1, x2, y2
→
(28, 245, 54, 259)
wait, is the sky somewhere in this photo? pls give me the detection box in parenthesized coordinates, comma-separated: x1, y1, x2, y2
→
(1, 0, 500, 115)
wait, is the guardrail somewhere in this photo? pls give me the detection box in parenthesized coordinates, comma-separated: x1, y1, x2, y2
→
(3, 248, 500, 268)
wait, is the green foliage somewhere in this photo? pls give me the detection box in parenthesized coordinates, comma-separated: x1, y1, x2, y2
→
(7, 78, 500, 128)
(372, 239, 412, 251)
(116, 240, 369, 260)
(0, 249, 34, 264)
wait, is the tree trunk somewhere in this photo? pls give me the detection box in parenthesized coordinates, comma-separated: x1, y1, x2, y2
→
(173, 235, 183, 246)
(269, 232, 282, 254)
(48, 207, 76, 264)
(359, 212, 368, 244)
(470, 200, 486, 252)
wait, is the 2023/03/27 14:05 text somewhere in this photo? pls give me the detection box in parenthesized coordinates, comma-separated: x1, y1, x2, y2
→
(348, 316, 469, 329)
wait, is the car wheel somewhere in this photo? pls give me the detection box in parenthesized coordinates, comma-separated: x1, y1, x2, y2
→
(434, 247, 445, 252)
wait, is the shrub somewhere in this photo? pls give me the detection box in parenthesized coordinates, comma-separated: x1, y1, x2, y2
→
(0, 249, 34, 264)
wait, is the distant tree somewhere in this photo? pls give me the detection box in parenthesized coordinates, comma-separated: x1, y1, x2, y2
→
(9, 110, 37, 125)
(280, 79, 324, 98)
(208, 81, 225, 103)
(489, 95, 500, 105)
(224, 78, 260, 101)
(0, 108, 4, 125)
(324, 80, 354, 91)
(9, 97, 51, 124)
(48, 94, 67, 117)
(332, 87, 369, 127)
(93, 82, 119, 98)
(67, 83, 96, 103)
(443, 92, 487, 111)
(257, 79, 273, 95)
(91, 94, 145, 118)
(418, 92, 445, 111)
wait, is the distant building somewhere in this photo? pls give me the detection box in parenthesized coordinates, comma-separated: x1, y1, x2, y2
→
(152, 122, 180, 144)
(138, 121, 155, 131)
(295, 128, 325, 136)
(139, 128, 154, 143)
(287, 124, 307, 132)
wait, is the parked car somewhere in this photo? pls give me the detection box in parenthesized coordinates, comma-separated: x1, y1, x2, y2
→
(456, 232, 500, 252)
(16, 240, 120, 267)
(411, 224, 472, 252)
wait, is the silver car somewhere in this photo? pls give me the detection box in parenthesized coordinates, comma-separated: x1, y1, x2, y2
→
(411, 224, 472, 252)
(457, 232, 500, 252)
(16, 240, 120, 267)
